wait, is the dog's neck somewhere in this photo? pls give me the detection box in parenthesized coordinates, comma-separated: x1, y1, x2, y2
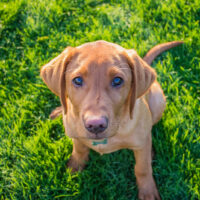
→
(92, 138, 108, 146)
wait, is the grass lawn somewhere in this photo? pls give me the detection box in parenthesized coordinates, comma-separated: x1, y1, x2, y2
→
(0, 0, 199, 199)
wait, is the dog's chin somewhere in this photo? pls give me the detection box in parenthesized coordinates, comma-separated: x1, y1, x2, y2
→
(88, 134, 106, 140)
(86, 132, 117, 140)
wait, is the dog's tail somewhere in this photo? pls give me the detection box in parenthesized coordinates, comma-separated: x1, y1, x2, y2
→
(143, 41, 183, 65)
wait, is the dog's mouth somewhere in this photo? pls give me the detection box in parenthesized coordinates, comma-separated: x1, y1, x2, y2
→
(85, 127, 117, 140)
(87, 133, 108, 140)
(67, 133, 108, 140)
(69, 132, 112, 141)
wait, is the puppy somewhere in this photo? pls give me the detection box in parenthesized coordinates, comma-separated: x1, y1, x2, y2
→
(40, 40, 183, 200)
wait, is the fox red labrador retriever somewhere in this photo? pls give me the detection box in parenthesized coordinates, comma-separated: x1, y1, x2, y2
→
(40, 40, 183, 200)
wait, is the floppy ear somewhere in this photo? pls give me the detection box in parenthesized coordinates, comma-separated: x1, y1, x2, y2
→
(40, 47, 75, 114)
(125, 50, 157, 118)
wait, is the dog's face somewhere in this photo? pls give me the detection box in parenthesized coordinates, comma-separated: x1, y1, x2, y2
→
(41, 41, 156, 140)
(64, 42, 132, 139)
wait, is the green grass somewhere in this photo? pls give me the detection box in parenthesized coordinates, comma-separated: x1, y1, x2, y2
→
(0, 0, 199, 199)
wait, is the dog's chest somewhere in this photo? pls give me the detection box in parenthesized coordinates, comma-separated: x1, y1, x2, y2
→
(80, 137, 127, 155)
(80, 132, 147, 155)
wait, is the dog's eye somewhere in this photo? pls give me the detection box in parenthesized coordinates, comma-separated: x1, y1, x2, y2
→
(72, 76, 83, 87)
(111, 77, 124, 87)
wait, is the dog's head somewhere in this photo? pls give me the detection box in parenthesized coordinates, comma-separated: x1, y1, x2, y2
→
(40, 41, 156, 140)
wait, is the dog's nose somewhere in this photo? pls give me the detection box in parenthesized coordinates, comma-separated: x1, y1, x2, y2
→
(84, 116, 108, 134)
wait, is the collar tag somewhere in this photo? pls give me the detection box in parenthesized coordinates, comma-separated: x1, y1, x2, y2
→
(92, 138, 107, 146)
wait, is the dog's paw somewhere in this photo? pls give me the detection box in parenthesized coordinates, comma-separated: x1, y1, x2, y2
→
(67, 156, 86, 172)
(137, 178, 161, 200)
(138, 188, 161, 200)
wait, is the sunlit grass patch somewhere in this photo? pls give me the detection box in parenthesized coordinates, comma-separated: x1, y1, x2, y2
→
(0, 0, 199, 199)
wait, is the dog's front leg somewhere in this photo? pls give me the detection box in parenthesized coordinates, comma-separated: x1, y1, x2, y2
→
(67, 139, 89, 172)
(133, 134, 161, 200)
